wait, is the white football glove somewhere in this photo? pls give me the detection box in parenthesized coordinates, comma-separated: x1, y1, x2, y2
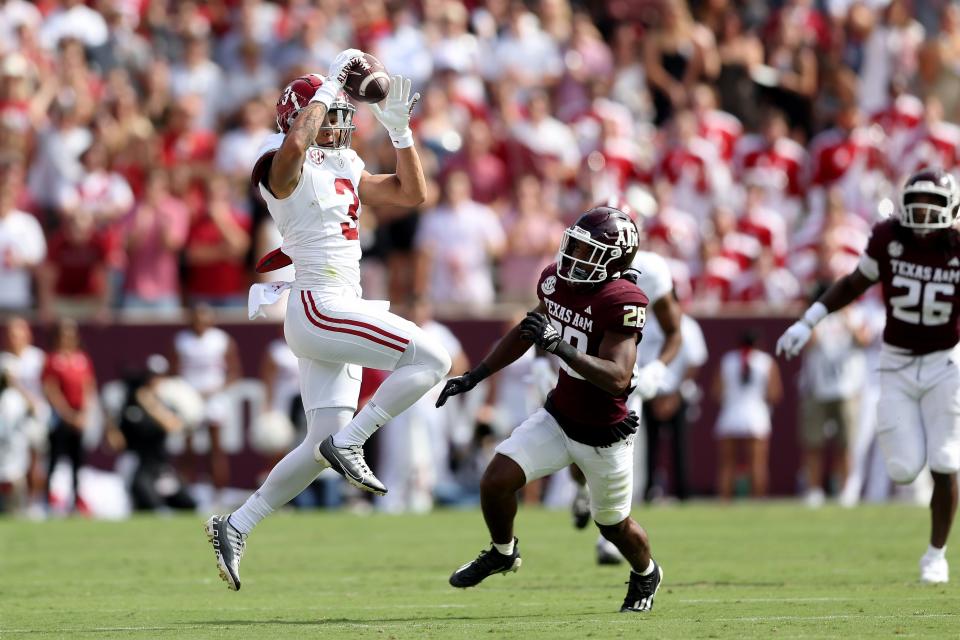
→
(369, 75, 420, 148)
(775, 321, 813, 360)
(311, 48, 364, 107)
(634, 360, 667, 401)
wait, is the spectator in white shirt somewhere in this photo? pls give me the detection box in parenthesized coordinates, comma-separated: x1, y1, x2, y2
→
(415, 170, 505, 308)
(38, 0, 108, 50)
(215, 40, 277, 124)
(510, 90, 581, 183)
(0, 154, 45, 311)
(170, 35, 223, 130)
(215, 99, 272, 188)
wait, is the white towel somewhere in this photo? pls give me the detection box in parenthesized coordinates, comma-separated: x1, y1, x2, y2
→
(248, 281, 293, 320)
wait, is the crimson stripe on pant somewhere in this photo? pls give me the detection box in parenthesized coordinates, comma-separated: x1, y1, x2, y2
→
(305, 291, 409, 345)
(300, 291, 408, 353)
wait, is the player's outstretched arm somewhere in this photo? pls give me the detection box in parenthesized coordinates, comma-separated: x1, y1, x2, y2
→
(359, 75, 426, 207)
(269, 50, 362, 198)
(269, 101, 330, 198)
(436, 303, 542, 408)
(519, 312, 636, 396)
(776, 267, 875, 359)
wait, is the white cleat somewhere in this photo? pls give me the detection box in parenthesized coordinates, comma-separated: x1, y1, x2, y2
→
(920, 552, 949, 584)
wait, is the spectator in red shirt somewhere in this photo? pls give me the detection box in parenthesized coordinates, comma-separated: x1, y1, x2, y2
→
(42, 318, 96, 513)
(183, 175, 251, 307)
(39, 209, 110, 322)
(123, 168, 189, 313)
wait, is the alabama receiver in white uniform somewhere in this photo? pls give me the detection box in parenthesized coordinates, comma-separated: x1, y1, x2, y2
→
(205, 50, 452, 591)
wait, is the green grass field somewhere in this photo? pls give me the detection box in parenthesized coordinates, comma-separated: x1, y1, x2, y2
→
(2, 503, 958, 639)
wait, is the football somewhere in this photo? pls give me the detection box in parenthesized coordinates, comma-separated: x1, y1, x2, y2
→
(342, 52, 390, 103)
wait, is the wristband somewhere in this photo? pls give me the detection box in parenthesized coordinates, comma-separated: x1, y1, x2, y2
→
(801, 301, 828, 328)
(390, 129, 415, 149)
(309, 81, 342, 110)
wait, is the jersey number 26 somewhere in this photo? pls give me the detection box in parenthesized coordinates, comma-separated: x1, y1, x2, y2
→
(890, 276, 953, 326)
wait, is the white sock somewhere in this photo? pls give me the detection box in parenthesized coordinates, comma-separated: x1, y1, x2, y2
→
(334, 402, 392, 447)
(230, 408, 351, 535)
(637, 558, 656, 576)
(493, 540, 515, 556)
(333, 333, 450, 447)
(230, 492, 272, 535)
(926, 544, 947, 559)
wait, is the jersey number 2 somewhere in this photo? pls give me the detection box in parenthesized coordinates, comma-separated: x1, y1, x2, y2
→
(890, 276, 954, 326)
(335, 178, 360, 240)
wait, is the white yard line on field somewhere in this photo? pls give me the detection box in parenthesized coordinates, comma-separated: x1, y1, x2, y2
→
(2, 613, 958, 635)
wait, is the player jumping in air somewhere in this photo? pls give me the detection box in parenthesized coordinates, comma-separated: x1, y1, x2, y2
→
(438, 206, 664, 613)
(778, 168, 960, 583)
(204, 50, 452, 591)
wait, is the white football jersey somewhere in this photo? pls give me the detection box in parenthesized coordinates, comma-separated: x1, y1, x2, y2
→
(257, 133, 366, 292)
(631, 250, 673, 366)
(174, 327, 230, 395)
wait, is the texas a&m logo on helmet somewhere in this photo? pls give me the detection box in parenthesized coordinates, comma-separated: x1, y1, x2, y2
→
(556, 206, 640, 284)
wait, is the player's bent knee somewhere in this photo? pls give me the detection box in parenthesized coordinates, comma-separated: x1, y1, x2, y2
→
(404, 332, 452, 381)
(886, 458, 924, 484)
(594, 509, 631, 529)
(480, 454, 526, 495)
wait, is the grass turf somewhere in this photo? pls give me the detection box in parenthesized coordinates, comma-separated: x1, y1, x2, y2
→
(1, 502, 958, 639)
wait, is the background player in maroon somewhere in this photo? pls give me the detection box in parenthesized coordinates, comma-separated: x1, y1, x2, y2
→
(778, 168, 960, 583)
(437, 206, 663, 613)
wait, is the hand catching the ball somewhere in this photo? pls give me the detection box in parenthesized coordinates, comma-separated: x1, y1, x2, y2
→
(369, 75, 420, 149)
(310, 49, 364, 108)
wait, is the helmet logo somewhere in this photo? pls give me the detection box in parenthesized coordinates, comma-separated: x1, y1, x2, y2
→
(541, 275, 557, 295)
(615, 219, 639, 248)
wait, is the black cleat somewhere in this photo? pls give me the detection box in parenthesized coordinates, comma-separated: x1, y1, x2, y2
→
(449, 538, 522, 588)
(204, 515, 247, 591)
(315, 435, 387, 495)
(572, 485, 591, 530)
(620, 560, 663, 612)
(597, 536, 625, 565)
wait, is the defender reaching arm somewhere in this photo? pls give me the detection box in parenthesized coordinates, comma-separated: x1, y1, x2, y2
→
(518, 311, 636, 396)
(776, 266, 875, 359)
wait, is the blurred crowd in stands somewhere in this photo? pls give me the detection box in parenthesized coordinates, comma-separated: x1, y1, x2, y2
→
(2, 0, 959, 319)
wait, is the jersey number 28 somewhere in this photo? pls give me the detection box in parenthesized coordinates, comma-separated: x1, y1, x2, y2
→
(890, 276, 954, 326)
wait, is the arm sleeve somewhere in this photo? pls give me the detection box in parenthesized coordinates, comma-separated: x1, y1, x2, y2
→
(858, 224, 886, 281)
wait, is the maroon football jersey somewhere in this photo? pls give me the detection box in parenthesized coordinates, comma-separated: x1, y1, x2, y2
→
(536, 264, 648, 441)
(863, 219, 960, 354)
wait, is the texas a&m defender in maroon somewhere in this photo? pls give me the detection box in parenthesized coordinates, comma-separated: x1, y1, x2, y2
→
(778, 168, 960, 584)
(436, 206, 664, 613)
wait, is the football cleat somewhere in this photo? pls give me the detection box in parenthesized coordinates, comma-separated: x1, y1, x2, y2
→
(316, 436, 387, 495)
(920, 551, 949, 584)
(620, 560, 664, 613)
(449, 538, 522, 588)
(572, 485, 591, 530)
(597, 536, 625, 565)
(204, 515, 247, 591)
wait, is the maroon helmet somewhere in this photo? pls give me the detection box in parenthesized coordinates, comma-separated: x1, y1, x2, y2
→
(556, 206, 640, 283)
(900, 168, 960, 231)
(275, 74, 356, 149)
